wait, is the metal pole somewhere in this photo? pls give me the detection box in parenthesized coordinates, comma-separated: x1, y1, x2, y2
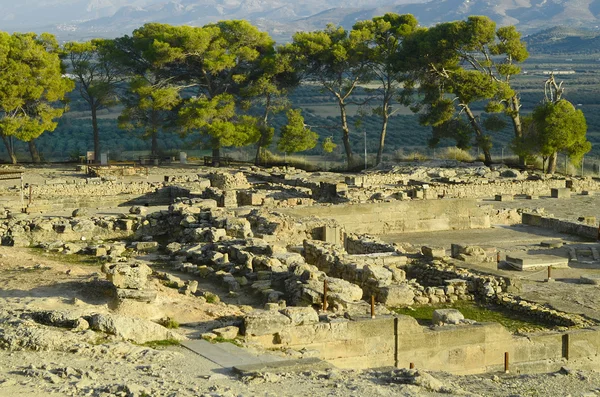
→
(20, 176, 24, 212)
(504, 352, 509, 373)
(322, 279, 328, 312)
(371, 295, 375, 319)
(364, 130, 367, 170)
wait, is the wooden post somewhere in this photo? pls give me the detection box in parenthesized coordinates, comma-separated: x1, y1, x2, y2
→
(547, 266, 552, 281)
(20, 176, 24, 213)
(562, 334, 570, 360)
(504, 352, 509, 373)
(371, 295, 375, 319)
(322, 279, 328, 312)
(497, 252, 501, 264)
(409, 362, 415, 369)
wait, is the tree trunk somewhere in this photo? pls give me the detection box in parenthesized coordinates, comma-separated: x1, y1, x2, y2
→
(91, 106, 100, 163)
(212, 145, 221, 167)
(150, 131, 158, 156)
(548, 152, 558, 174)
(463, 105, 492, 165)
(508, 96, 525, 165)
(376, 105, 390, 166)
(28, 140, 41, 163)
(338, 100, 354, 169)
(254, 144, 262, 166)
(1, 135, 17, 164)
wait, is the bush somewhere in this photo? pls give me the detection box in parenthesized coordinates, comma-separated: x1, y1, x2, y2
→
(439, 147, 474, 162)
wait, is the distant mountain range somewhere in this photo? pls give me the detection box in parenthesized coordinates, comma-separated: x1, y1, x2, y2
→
(2, 0, 600, 47)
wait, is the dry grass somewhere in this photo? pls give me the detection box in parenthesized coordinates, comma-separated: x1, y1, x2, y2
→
(439, 147, 474, 162)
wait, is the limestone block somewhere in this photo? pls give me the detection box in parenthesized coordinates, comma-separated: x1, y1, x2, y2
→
(386, 266, 406, 282)
(253, 256, 287, 273)
(225, 217, 252, 238)
(280, 307, 319, 326)
(421, 246, 445, 259)
(213, 326, 239, 340)
(90, 246, 108, 257)
(432, 309, 464, 325)
(115, 288, 157, 302)
(71, 219, 96, 233)
(186, 280, 199, 294)
(363, 264, 393, 285)
(89, 314, 184, 344)
(551, 188, 571, 199)
(377, 284, 415, 307)
(243, 310, 292, 336)
(103, 262, 152, 289)
(494, 194, 513, 202)
(135, 241, 159, 252)
(204, 228, 227, 242)
(580, 275, 600, 285)
(129, 206, 147, 215)
(116, 219, 134, 231)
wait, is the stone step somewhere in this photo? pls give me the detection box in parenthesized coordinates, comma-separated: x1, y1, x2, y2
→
(181, 339, 285, 368)
(233, 357, 333, 376)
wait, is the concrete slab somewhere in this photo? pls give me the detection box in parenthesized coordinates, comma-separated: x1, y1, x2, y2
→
(233, 357, 333, 376)
(182, 339, 285, 368)
(580, 275, 600, 285)
(505, 253, 569, 271)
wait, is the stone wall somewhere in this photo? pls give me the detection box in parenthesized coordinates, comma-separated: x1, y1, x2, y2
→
(245, 313, 600, 374)
(281, 199, 490, 235)
(522, 213, 598, 240)
(344, 234, 397, 254)
(410, 260, 591, 328)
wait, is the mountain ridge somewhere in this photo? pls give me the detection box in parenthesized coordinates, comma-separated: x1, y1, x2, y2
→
(2, 0, 600, 45)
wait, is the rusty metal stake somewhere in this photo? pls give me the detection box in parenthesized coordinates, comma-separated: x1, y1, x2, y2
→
(371, 295, 375, 319)
(409, 362, 415, 369)
(504, 352, 509, 373)
(547, 266, 552, 281)
(496, 252, 501, 264)
(322, 279, 328, 312)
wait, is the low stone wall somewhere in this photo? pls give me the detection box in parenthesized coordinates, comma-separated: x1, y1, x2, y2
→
(245, 313, 600, 374)
(303, 240, 472, 306)
(345, 233, 397, 254)
(522, 213, 598, 240)
(410, 260, 591, 328)
(281, 199, 490, 235)
(0, 214, 143, 247)
(31, 181, 163, 198)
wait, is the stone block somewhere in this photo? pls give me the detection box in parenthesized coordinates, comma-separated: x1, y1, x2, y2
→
(578, 216, 597, 226)
(377, 284, 415, 307)
(580, 275, 600, 285)
(540, 240, 563, 248)
(103, 262, 152, 289)
(494, 194, 513, 202)
(243, 310, 292, 336)
(421, 246, 445, 259)
(551, 188, 571, 199)
(505, 253, 569, 271)
(135, 241, 159, 252)
(213, 326, 239, 340)
(280, 307, 319, 326)
(115, 288, 157, 302)
(432, 309, 464, 325)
